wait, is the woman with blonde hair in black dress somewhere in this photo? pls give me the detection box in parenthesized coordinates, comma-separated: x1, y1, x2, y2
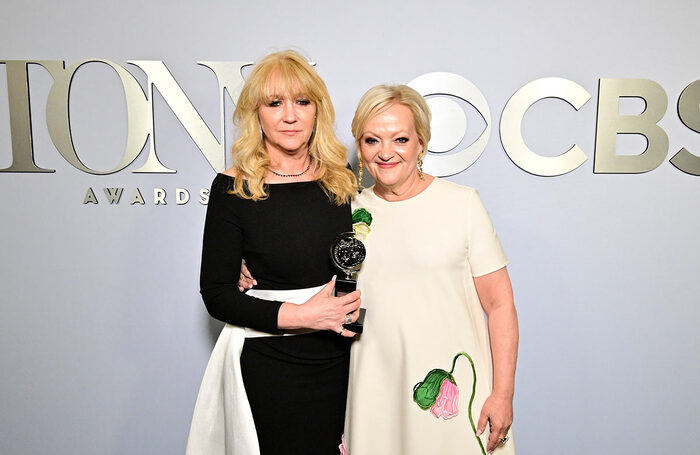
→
(187, 50, 361, 455)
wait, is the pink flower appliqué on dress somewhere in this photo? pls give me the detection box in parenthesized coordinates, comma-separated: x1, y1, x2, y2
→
(338, 434, 346, 455)
(430, 377, 459, 419)
(413, 351, 487, 455)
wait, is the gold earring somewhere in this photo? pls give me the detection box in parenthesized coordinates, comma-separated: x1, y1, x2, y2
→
(417, 154, 424, 179)
(358, 159, 364, 189)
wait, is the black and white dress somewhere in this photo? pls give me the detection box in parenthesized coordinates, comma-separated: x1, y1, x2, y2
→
(187, 174, 352, 455)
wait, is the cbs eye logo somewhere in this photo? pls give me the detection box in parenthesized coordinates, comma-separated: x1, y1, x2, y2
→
(408, 72, 491, 177)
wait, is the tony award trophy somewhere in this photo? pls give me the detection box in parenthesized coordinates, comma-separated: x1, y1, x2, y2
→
(330, 231, 367, 333)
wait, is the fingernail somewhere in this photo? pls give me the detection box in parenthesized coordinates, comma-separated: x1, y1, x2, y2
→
(253, 280, 257, 285)
(476, 429, 483, 437)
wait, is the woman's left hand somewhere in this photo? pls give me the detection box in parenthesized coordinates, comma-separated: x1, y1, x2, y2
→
(473, 267, 517, 452)
(476, 393, 513, 453)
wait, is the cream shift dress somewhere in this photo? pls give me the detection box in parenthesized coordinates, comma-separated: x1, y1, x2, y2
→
(344, 178, 515, 455)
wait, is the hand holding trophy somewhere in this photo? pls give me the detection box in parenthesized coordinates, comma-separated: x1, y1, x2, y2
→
(329, 208, 372, 333)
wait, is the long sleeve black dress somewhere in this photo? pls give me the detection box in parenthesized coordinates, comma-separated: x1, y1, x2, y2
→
(200, 174, 352, 455)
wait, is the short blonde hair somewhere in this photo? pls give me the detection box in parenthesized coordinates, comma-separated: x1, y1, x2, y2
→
(351, 84, 432, 160)
(230, 50, 357, 204)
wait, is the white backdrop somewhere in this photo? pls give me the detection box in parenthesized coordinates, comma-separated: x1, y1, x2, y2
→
(1, 1, 699, 454)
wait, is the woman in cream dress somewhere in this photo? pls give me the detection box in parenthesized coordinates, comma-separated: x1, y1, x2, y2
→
(343, 85, 518, 455)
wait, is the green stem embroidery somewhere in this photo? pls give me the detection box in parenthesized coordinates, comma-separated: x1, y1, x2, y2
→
(450, 352, 486, 455)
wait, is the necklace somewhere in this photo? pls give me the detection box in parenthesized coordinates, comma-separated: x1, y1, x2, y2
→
(268, 159, 312, 178)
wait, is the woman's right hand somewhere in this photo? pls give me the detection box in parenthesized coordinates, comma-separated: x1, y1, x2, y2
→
(278, 276, 361, 337)
(238, 262, 257, 292)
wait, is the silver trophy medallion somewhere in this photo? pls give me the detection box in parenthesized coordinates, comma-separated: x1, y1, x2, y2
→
(330, 231, 366, 281)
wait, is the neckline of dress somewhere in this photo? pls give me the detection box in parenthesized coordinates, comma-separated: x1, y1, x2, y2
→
(217, 173, 317, 186)
(367, 178, 438, 204)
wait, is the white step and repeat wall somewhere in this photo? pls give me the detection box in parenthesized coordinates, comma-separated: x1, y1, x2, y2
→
(1, 1, 698, 454)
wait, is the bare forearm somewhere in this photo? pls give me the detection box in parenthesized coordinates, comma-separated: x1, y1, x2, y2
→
(278, 302, 305, 329)
(473, 267, 518, 450)
(488, 303, 519, 398)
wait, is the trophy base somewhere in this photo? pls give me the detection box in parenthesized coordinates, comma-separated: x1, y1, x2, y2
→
(343, 308, 366, 334)
(335, 277, 356, 295)
(334, 277, 366, 334)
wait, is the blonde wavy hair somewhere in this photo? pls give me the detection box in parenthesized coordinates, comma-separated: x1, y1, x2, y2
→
(351, 84, 432, 162)
(229, 50, 357, 204)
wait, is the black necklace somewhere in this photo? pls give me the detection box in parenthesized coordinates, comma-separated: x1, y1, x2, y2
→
(269, 159, 312, 178)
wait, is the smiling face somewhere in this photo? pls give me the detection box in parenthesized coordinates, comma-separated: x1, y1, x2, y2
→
(359, 102, 424, 194)
(258, 74, 317, 157)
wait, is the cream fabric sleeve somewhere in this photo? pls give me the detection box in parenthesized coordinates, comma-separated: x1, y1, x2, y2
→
(466, 189, 509, 277)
